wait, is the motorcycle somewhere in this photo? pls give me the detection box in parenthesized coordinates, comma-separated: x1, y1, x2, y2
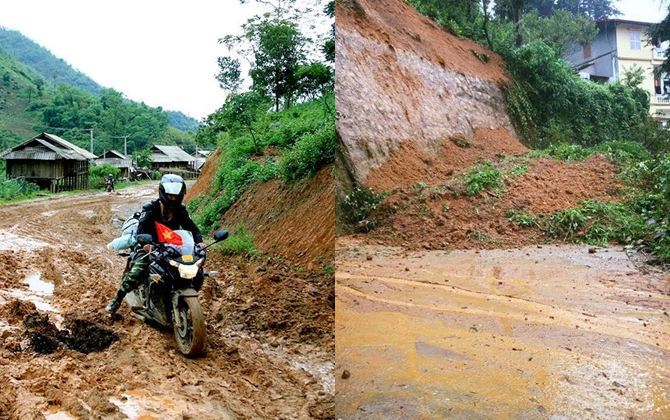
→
(120, 229, 228, 357)
(105, 179, 114, 192)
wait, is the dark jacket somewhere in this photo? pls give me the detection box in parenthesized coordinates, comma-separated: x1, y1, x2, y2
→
(137, 200, 203, 244)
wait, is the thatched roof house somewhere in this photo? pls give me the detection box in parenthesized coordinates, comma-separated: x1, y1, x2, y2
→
(0, 132, 96, 192)
(149, 145, 196, 178)
(95, 150, 134, 179)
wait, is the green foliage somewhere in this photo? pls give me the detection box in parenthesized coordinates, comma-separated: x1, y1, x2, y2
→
(542, 207, 590, 240)
(216, 91, 269, 154)
(465, 161, 503, 195)
(280, 121, 335, 180)
(506, 210, 540, 228)
(406, 0, 485, 40)
(132, 149, 152, 168)
(193, 95, 333, 233)
(341, 186, 388, 224)
(89, 163, 121, 189)
(503, 42, 652, 150)
(217, 223, 259, 258)
(0, 177, 40, 200)
(520, 10, 598, 58)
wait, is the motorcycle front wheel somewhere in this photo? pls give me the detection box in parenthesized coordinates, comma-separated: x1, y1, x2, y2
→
(173, 296, 206, 357)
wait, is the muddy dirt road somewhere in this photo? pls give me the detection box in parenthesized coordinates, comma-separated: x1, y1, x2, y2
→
(335, 237, 670, 419)
(0, 184, 334, 420)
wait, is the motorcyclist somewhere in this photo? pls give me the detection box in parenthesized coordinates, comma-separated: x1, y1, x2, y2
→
(106, 174, 115, 192)
(106, 174, 205, 313)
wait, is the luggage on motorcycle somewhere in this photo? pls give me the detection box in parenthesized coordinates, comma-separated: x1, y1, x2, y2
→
(107, 212, 141, 251)
(107, 234, 137, 251)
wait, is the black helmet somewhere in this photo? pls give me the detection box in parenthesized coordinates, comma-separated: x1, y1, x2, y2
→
(158, 174, 186, 208)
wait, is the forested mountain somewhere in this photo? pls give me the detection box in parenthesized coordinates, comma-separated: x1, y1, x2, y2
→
(0, 27, 205, 156)
(0, 27, 102, 95)
(0, 27, 199, 136)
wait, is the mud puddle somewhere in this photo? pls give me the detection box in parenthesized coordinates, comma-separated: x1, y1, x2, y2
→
(335, 238, 670, 419)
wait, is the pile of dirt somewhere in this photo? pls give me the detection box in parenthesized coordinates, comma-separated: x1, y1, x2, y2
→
(365, 127, 529, 191)
(363, 154, 624, 250)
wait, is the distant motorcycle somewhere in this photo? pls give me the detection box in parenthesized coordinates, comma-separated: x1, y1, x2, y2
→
(105, 179, 114, 192)
(120, 229, 228, 357)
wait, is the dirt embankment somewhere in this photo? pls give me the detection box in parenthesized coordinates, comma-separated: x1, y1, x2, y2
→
(335, 0, 628, 251)
(335, 0, 515, 195)
(186, 152, 334, 271)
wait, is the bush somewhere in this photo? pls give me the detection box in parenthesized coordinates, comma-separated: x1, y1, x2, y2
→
(465, 161, 503, 195)
(504, 41, 652, 150)
(341, 186, 388, 224)
(280, 123, 335, 180)
(217, 223, 258, 258)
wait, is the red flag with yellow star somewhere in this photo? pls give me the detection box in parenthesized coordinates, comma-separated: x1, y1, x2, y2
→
(155, 222, 184, 246)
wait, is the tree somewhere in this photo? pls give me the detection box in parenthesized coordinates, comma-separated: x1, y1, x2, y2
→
(322, 1, 335, 62)
(215, 56, 242, 94)
(552, 0, 619, 19)
(296, 62, 334, 113)
(217, 91, 268, 154)
(648, 3, 670, 76)
(521, 9, 598, 57)
(250, 19, 308, 111)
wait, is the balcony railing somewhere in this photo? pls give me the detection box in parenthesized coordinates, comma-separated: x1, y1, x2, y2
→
(656, 94, 670, 104)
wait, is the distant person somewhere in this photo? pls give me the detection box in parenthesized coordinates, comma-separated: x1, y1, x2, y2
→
(106, 174, 115, 192)
(106, 174, 205, 312)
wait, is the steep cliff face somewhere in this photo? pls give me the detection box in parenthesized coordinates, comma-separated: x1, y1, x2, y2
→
(335, 0, 522, 192)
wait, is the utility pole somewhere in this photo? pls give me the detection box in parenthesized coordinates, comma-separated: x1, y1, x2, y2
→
(89, 129, 94, 154)
(124, 136, 128, 157)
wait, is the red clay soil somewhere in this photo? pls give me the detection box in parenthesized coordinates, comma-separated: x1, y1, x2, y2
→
(220, 165, 335, 271)
(185, 153, 334, 271)
(365, 127, 529, 191)
(336, 0, 507, 83)
(360, 153, 624, 251)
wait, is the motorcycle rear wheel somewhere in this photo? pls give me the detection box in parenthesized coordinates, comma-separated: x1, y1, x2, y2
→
(173, 296, 205, 357)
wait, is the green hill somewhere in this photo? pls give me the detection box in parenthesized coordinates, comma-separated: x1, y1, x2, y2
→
(0, 27, 200, 149)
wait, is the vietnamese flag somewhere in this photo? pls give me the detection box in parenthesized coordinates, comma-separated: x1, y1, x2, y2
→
(155, 222, 184, 246)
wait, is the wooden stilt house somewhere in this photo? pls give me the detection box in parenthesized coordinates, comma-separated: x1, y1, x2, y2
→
(0, 132, 96, 193)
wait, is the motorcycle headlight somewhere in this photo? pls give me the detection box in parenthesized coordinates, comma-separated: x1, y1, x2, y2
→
(170, 259, 203, 279)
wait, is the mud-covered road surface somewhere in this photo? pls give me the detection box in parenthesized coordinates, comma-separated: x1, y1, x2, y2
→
(0, 184, 334, 420)
(335, 237, 670, 419)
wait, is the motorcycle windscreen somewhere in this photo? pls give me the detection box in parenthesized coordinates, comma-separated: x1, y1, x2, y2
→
(169, 230, 195, 256)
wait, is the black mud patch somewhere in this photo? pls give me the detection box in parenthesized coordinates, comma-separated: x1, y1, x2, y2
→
(22, 310, 119, 354)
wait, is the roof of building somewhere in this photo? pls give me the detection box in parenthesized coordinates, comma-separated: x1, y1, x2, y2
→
(0, 132, 97, 161)
(150, 145, 195, 163)
(593, 18, 655, 27)
(97, 150, 128, 159)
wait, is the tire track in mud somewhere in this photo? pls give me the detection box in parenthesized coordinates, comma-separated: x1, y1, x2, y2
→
(336, 270, 670, 348)
(336, 239, 670, 419)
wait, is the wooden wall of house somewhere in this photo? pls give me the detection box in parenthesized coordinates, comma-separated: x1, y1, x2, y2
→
(7, 159, 63, 179)
(6, 159, 90, 193)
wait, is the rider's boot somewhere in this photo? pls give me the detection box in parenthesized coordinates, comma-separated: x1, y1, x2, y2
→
(105, 290, 126, 312)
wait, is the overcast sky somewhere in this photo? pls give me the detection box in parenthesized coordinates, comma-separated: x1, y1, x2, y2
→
(0, 0, 269, 121)
(0, 0, 664, 121)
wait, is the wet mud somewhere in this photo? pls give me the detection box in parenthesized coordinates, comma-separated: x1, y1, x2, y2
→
(335, 237, 670, 419)
(0, 184, 333, 420)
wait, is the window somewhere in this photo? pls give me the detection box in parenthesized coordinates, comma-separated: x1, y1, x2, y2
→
(630, 30, 641, 50)
(583, 44, 591, 59)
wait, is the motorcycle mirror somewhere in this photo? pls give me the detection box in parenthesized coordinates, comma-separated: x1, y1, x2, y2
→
(213, 230, 229, 241)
